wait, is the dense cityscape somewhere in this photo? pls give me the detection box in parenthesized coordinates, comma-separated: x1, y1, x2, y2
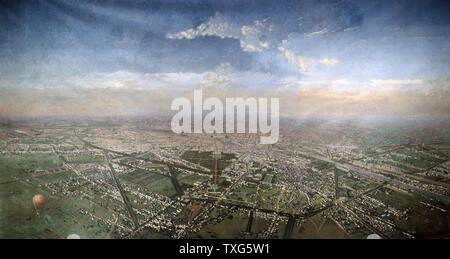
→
(1, 117, 449, 239)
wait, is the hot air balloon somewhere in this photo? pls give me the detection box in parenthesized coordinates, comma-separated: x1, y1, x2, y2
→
(32, 194, 46, 215)
(67, 234, 81, 239)
(367, 233, 382, 239)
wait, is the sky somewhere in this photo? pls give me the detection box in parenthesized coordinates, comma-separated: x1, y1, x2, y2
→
(0, 0, 449, 118)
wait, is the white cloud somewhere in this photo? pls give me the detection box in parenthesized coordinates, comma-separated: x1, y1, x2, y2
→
(199, 72, 230, 88)
(73, 70, 204, 90)
(370, 79, 424, 85)
(167, 14, 271, 52)
(198, 63, 233, 89)
(278, 40, 313, 74)
(75, 64, 238, 91)
(319, 57, 339, 66)
(277, 78, 357, 90)
(167, 15, 239, 40)
(240, 42, 262, 52)
(304, 28, 329, 37)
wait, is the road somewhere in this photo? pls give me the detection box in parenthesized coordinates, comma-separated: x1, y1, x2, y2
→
(105, 151, 140, 230)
